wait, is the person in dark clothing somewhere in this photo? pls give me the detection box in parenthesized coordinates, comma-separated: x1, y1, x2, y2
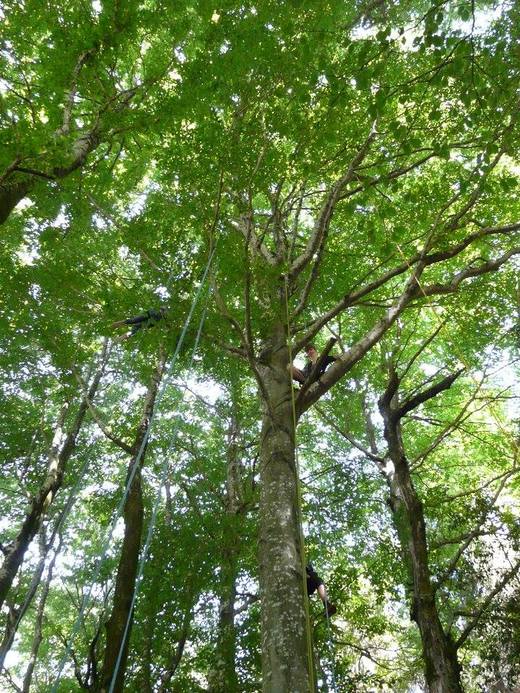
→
(306, 563, 336, 616)
(291, 344, 337, 385)
(110, 307, 168, 341)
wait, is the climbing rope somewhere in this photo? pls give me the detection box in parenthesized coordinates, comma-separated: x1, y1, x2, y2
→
(107, 283, 212, 692)
(283, 274, 319, 693)
(51, 244, 217, 692)
(323, 600, 338, 692)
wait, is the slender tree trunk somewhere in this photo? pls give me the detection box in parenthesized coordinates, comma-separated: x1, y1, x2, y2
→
(379, 384, 463, 693)
(21, 535, 63, 693)
(208, 412, 243, 692)
(97, 351, 166, 693)
(0, 527, 48, 670)
(157, 603, 192, 693)
(210, 555, 239, 693)
(0, 343, 109, 610)
(257, 324, 313, 693)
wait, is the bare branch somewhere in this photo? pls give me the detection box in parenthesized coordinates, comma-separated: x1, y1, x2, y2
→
(229, 216, 277, 266)
(399, 320, 447, 380)
(55, 48, 97, 138)
(315, 405, 385, 464)
(418, 248, 520, 298)
(210, 275, 247, 346)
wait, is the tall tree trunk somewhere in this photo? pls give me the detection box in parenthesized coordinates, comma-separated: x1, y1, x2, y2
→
(208, 551, 239, 693)
(0, 342, 109, 610)
(379, 372, 463, 693)
(97, 350, 167, 693)
(257, 325, 313, 693)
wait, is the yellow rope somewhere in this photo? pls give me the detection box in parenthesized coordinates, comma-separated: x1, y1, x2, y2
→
(284, 274, 317, 692)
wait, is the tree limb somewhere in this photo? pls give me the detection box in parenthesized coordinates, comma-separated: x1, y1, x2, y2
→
(289, 125, 377, 283)
(417, 248, 520, 298)
(295, 222, 520, 350)
(455, 558, 520, 649)
(395, 369, 464, 420)
(73, 371, 133, 454)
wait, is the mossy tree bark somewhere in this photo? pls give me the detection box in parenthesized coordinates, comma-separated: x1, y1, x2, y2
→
(257, 323, 313, 693)
(378, 365, 464, 693)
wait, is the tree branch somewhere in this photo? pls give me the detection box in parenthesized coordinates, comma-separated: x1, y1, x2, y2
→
(417, 248, 520, 298)
(435, 473, 512, 589)
(298, 261, 426, 415)
(395, 369, 464, 420)
(289, 125, 377, 283)
(455, 557, 520, 649)
(73, 370, 133, 454)
(295, 222, 520, 350)
(315, 405, 385, 464)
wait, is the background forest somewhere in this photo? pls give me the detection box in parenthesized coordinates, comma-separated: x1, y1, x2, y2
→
(1, 0, 519, 691)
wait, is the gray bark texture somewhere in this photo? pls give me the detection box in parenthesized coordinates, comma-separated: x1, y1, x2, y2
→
(257, 325, 314, 693)
(0, 180, 32, 225)
(97, 350, 166, 693)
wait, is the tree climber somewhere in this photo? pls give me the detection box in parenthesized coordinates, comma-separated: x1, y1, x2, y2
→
(290, 343, 337, 385)
(110, 307, 168, 341)
(306, 563, 336, 616)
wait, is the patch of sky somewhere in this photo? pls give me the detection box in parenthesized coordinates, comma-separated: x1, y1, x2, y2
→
(16, 230, 40, 265)
(117, 245, 130, 260)
(174, 46, 187, 63)
(92, 213, 109, 230)
(154, 285, 170, 300)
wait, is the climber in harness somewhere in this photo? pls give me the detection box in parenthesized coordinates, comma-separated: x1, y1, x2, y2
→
(110, 307, 168, 341)
(307, 563, 336, 616)
(291, 342, 338, 385)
